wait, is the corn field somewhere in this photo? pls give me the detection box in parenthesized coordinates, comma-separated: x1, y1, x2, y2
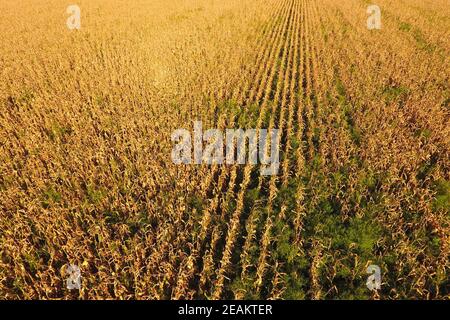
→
(0, 0, 449, 299)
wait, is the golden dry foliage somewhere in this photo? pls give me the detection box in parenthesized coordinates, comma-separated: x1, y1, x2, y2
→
(0, 0, 448, 299)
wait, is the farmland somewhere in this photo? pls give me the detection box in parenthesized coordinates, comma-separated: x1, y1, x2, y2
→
(0, 0, 449, 299)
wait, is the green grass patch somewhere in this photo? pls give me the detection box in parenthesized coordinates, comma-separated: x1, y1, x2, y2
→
(432, 179, 449, 213)
(41, 187, 62, 208)
(382, 85, 410, 103)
